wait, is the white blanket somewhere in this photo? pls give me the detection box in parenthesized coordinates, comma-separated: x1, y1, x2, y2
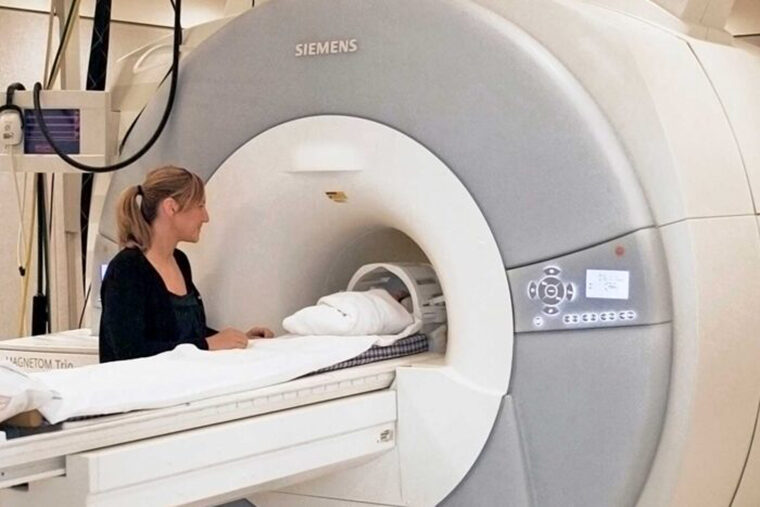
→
(0, 361, 54, 422)
(283, 289, 421, 346)
(32, 335, 377, 424)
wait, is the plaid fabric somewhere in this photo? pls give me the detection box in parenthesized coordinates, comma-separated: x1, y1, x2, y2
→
(310, 333, 429, 374)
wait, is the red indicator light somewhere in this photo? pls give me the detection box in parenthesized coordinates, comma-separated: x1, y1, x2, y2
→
(615, 246, 625, 257)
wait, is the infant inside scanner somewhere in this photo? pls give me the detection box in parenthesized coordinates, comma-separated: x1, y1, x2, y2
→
(282, 275, 420, 344)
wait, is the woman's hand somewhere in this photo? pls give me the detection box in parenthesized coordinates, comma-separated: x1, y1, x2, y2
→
(246, 326, 275, 339)
(205, 328, 249, 350)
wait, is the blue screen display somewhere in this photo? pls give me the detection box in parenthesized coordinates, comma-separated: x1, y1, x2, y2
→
(24, 109, 81, 154)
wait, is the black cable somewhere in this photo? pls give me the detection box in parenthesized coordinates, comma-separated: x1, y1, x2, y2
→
(46, 172, 54, 331)
(78, 283, 91, 328)
(41, 175, 51, 333)
(32, 174, 49, 335)
(35, 177, 44, 297)
(31, 0, 183, 173)
(4, 83, 26, 106)
(44, 172, 54, 331)
(118, 66, 173, 153)
(48, 174, 55, 238)
(82, 0, 113, 289)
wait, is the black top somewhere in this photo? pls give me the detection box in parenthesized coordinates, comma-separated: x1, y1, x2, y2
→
(99, 248, 216, 362)
(170, 292, 206, 344)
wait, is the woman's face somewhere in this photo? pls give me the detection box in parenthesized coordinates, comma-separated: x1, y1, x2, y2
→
(172, 197, 210, 243)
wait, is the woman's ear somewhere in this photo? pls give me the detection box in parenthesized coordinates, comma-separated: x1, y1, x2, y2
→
(161, 197, 179, 217)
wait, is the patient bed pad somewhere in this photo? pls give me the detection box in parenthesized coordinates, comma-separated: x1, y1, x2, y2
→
(32, 335, 378, 424)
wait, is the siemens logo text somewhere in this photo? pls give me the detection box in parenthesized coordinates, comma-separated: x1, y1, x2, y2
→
(295, 39, 358, 57)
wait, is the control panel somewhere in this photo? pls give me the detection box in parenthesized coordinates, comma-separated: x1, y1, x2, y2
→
(508, 228, 671, 333)
(527, 265, 575, 318)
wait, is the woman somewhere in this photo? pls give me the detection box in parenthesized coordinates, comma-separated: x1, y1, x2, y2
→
(99, 166, 273, 362)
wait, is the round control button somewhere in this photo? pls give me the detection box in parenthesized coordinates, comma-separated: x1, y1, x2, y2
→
(539, 277, 565, 305)
(542, 306, 559, 316)
(533, 316, 544, 327)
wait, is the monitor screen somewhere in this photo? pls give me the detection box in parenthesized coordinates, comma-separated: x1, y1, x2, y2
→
(24, 109, 81, 154)
(585, 269, 630, 300)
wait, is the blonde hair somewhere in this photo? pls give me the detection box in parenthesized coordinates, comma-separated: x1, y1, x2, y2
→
(117, 166, 205, 250)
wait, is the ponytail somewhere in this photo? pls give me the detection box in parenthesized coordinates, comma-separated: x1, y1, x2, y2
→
(117, 185, 153, 250)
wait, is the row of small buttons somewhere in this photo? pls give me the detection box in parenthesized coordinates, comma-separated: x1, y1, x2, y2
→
(562, 310, 637, 325)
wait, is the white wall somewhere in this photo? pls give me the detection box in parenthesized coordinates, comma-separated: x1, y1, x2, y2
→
(0, 2, 227, 338)
(725, 0, 760, 48)
(650, 0, 737, 28)
(727, 0, 760, 35)
(0, 0, 228, 28)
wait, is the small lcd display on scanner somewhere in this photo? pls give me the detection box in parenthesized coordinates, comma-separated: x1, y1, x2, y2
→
(585, 269, 630, 300)
(24, 109, 81, 154)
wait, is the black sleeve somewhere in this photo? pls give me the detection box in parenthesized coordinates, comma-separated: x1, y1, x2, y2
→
(100, 259, 150, 361)
(100, 255, 207, 361)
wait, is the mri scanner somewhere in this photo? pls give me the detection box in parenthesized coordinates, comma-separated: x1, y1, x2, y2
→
(2, 0, 760, 505)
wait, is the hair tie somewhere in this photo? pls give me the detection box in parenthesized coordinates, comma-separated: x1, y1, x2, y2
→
(136, 185, 148, 221)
